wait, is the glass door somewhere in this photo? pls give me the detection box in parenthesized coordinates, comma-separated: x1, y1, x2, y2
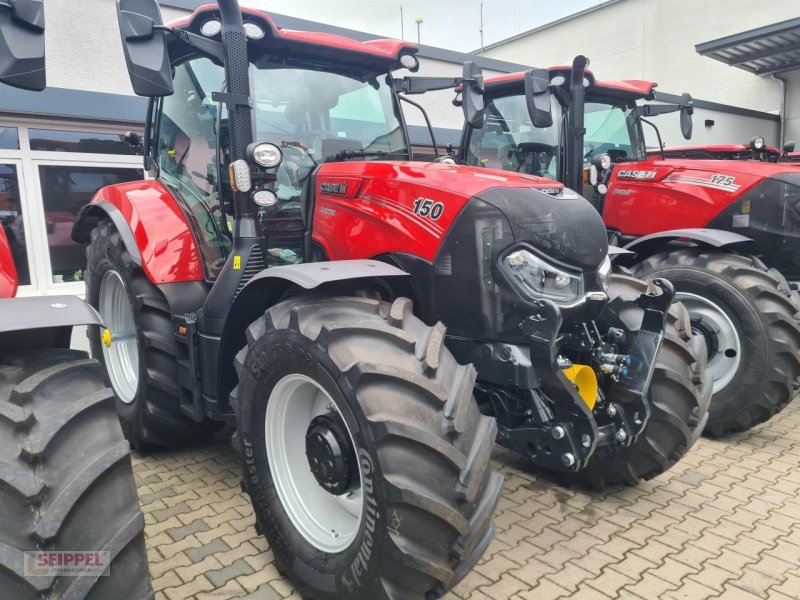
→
(0, 159, 36, 290)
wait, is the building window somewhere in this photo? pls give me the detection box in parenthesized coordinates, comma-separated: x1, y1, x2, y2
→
(29, 129, 137, 155)
(38, 165, 143, 283)
(0, 128, 19, 150)
(0, 164, 30, 285)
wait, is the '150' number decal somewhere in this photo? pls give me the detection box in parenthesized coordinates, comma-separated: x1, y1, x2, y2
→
(412, 197, 444, 220)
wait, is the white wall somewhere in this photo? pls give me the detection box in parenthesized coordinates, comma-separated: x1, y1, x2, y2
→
(481, 0, 800, 144)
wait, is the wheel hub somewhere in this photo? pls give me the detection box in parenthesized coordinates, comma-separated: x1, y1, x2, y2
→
(690, 317, 719, 358)
(305, 413, 357, 495)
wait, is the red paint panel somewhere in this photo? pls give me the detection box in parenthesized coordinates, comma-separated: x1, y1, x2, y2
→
(168, 6, 417, 62)
(484, 69, 656, 99)
(0, 227, 17, 299)
(90, 181, 204, 284)
(312, 161, 563, 262)
(603, 159, 769, 236)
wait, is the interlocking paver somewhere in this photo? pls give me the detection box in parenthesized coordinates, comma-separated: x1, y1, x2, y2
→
(135, 398, 800, 599)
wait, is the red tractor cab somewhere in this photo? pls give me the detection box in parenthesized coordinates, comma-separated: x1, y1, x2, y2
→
(461, 57, 800, 438)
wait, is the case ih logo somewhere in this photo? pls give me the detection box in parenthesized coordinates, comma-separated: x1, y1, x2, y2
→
(617, 170, 658, 180)
(320, 182, 348, 195)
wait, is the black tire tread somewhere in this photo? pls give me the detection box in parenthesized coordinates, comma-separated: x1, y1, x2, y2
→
(0, 349, 152, 599)
(558, 274, 712, 489)
(632, 249, 800, 436)
(235, 295, 502, 599)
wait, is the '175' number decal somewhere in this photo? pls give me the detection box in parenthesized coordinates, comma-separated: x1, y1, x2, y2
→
(412, 197, 444, 220)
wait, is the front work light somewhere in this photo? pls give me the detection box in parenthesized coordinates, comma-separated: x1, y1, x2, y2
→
(399, 53, 419, 70)
(244, 22, 265, 39)
(230, 160, 252, 193)
(250, 142, 283, 168)
(253, 189, 278, 207)
(751, 136, 765, 150)
(200, 19, 222, 37)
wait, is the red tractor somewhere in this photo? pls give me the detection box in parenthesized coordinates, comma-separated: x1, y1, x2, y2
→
(0, 2, 151, 598)
(71, 3, 709, 597)
(460, 56, 800, 437)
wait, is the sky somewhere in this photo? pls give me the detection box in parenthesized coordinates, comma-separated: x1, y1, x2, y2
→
(240, 0, 610, 53)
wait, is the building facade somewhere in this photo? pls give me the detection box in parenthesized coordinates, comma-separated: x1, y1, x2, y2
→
(479, 0, 797, 148)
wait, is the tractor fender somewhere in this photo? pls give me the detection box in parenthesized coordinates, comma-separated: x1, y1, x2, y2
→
(217, 260, 411, 407)
(619, 228, 752, 263)
(0, 295, 103, 350)
(72, 181, 204, 284)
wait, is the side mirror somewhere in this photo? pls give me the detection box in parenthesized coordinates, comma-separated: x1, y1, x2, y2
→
(0, 0, 45, 91)
(524, 68, 553, 128)
(461, 61, 485, 129)
(679, 92, 693, 140)
(117, 0, 173, 97)
(783, 140, 796, 156)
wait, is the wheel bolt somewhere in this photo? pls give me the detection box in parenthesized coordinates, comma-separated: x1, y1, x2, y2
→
(561, 453, 576, 467)
(581, 434, 591, 448)
(607, 404, 617, 417)
(552, 426, 566, 440)
(616, 429, 628, 442)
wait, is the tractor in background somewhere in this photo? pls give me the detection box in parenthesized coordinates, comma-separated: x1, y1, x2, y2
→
(461, 56, 800, 437)
(0, 2, 152, 598)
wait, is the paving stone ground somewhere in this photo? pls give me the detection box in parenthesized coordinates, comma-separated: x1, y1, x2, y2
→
(134, 399, 800, 600)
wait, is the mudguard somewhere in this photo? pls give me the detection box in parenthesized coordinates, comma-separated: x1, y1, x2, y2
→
(238, 259, 409, 291)
(621, 228, 751, 260)
(0, 295, 103, 334)
(72, 180, 204, 284)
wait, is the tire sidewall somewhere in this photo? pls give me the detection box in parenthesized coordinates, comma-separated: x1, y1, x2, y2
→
(647, 267, 765, 399)
(85, 229, 147, 435)
(238, 328, 389, 600)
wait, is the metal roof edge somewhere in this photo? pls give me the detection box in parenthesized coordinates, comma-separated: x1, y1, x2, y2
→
(656, 91, 780, 122)
(0, 86, 147, 124)
(696, 16, 800, 54)
(476, 0, 626, 54)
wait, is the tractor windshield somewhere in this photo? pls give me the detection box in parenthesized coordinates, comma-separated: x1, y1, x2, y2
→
(583, 101, 646, 164)
(465, 94, 562, 177)
(155, 56, 408, 278)
(465, 93, 646, 179)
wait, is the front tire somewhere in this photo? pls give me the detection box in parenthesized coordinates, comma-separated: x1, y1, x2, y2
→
(85, 218, 221, 449)
(558, 274, 712, 489)
(632, 249, 800, 436)
(234, 295, 503, 599)
(0, 349, 152, 599)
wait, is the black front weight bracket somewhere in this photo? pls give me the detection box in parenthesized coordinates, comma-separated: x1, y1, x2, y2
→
(496, 299, 601, 472)
(612, 277, 675, 444)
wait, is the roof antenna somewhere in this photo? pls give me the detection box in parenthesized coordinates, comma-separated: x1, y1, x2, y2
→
(400, 4, 404, 40)
(479, 1, 484, 54)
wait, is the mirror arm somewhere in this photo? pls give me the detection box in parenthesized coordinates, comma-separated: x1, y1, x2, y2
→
(399, 95, 439, 158)
(167, 27, 225, 64)
(394, 76, 462, 94)
(640, 117, 665, 160)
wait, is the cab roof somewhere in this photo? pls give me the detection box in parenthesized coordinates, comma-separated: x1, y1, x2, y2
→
(167, 5, 418, 70)
(484, 67, 657, 101)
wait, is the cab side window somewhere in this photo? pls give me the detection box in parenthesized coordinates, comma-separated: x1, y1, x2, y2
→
(156, 58, 230, 279)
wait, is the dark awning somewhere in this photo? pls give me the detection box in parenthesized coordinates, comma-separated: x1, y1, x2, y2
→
(696, 17, 800, 76)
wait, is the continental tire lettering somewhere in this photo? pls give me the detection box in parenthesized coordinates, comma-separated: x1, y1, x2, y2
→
(341, 449, 379, 592)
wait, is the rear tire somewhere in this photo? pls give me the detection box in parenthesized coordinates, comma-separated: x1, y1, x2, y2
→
(234, 295, 502, 599)
(0, 349, 152, 599)
(85, 218, 220, 449)
(632, 249, 800, 436)
(558, 274, 712, 489)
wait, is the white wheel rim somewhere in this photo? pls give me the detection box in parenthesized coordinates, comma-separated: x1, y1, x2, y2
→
(265, 373, 363, 553)
(675, 292, 742, 393)
(98, 270, 140, 404)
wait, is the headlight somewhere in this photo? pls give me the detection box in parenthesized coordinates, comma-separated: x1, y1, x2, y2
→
(249, 142, 282, 168)
(598, 256, 612, 291)
(751, 136, 765, 150)
(503, 249, 583, 304)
